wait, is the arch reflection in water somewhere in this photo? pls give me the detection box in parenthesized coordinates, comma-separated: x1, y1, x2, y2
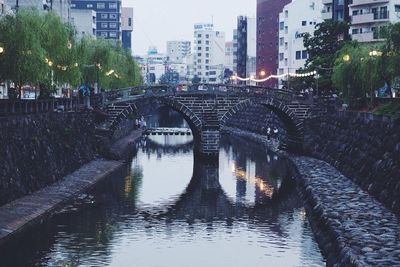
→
(0, 135, 325, 267)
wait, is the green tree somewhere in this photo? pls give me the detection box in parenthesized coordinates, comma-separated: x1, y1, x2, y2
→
(303, 20, 349, 93)
(0, 11, 47, 98)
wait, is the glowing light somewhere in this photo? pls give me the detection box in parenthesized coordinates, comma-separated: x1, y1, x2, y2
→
(106, 69, 115, 76)
(67, 41, 72, 49)
(343, 54, 350, 62)
(0, 46, 4, 54)
(48, 61, 53, 67)
(234, 69, 317, 82)
(369, 50, 382, 57)
(74, 63, 79, 67)
(259, 70, 266, 77)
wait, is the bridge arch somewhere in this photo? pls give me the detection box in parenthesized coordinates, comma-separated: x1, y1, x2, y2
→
(220, 98, 304, 152)
(108, 97, 205, 152)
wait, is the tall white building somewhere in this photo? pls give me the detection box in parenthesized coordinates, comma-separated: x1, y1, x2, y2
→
(322, 0, 333, 20)
(0, 0, 7, 15)
(278, 0, 323, 86)
(193, 23, 226, 83)
(70, 9, 96, 39)
(5, 0, 71, 22)
(166, 41, 191, 63)
(225, 41, 234, 71)
(349, 0, 400, 42)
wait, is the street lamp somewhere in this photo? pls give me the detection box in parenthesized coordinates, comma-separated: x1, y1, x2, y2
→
(342, 54, 351, 107)
(342, 54, 350, 62)
(0, 46, 4, 54)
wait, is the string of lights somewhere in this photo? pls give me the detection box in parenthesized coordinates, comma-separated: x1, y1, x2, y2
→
(232, 70, 318, 83)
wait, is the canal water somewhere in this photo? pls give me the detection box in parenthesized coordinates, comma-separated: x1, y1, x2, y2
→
(1, 108, 325, 266)
(0, 132, 325, 267)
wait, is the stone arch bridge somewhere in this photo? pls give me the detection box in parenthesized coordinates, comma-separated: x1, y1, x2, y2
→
(101, 84, 315, 157)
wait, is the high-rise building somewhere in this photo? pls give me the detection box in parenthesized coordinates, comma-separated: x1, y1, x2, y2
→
(70, 9, 97, 39)
(322, 0, 333, 20)
(71, 0, 121, 41)
(193, 23, 225, 84)
(232, 29, 238, 73)
(5, 0, 71, 22)
(278, 0, 323, 87)
(166, 41, 191, 63)
(256, 0, 291, 87)
(121, 7, 133, 51)
(236, 16, 257, 83)
(225, 41, 234, 71)
(333, 0, 351, 22)
(349, 0, 400, 42)
(0, 0, 6, 16)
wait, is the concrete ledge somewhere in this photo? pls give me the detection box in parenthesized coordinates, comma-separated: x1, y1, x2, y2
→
(0, 159, 125, 246)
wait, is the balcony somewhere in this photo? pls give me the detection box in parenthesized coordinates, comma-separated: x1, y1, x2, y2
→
(350, 0, 389, 7)
(322, 10, 332, 20)
(351, 11, 389, 25)
(351, 31, 385, 42)
(322, 0, 332, 4)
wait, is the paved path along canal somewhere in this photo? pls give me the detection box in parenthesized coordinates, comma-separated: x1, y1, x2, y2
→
(0, 159, 124, 245)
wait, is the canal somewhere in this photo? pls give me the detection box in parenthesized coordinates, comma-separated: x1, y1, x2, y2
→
(0, 110, 326, 267)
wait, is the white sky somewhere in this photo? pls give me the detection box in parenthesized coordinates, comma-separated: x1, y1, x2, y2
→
(123, 0, 256, 56)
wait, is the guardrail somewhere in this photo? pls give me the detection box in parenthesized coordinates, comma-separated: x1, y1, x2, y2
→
(0, 98, 79, 116)
(102, 84, 299, 106)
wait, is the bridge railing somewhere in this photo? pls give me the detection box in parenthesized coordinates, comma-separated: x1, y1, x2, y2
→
(0, 98, 80, 116)
(101, 84, 312, 106)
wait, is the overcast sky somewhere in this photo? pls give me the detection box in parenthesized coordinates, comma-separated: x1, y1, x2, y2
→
(123, 0, 256, 56)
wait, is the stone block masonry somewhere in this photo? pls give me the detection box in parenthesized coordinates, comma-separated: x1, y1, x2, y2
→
(0, 112, 98, 206)
(303, 111, 400, 214)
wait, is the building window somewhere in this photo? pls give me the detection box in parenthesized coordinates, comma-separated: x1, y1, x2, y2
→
(197, 59, 201, 63)
(302, 21, 307, 26)
(285, 10, 288, 18)
(197, 34, 201, 38)
(352, 28, 359, 34)
(128, 18, 132, 26)
(109, 32, 117, 38)
(396, 5, 400, 12)
(71, 3, 76, 7)
(109, 23, 117, 28)
(206, 59, 209, 64)
(279, 53, 284, 61)
(279, 21, 284, 30)
(101, 14, 108, 19)
(87, 4, 93, 8)
(302, 50, 308, 59)
(101, 23, 108, 28)
(285, 26, 288, 34)
(197, 53, 201, 56)
(109, 3, 117, 9)
(197, 40, 201, 44)
(296, 51, 301, 59)
(101, 32, 108, 37)
(97, 3, 105, 9)
(206, 53, 209, 58)
(110, 14, 117, 19)
(279, 37, 284, 46)
(206, 47, 209, 51)
(206, 34, 209, 38)
(197, 47, 201, 50)
(206, 40, 209, 45)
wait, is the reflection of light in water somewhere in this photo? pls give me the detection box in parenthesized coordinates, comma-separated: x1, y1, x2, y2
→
(299, 207, 307, 222)
(148, 134, 193, 146)
(124, 175, 132, 197)
(230, 161, 274, 199)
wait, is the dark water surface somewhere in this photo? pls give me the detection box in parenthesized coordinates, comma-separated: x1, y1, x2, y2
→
(0, 135, 325, 267)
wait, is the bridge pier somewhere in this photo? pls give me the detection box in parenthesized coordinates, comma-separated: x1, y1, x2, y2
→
(195, 129, 220, 160)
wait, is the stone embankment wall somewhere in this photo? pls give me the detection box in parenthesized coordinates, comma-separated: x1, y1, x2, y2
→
(224, 104, 286, 139)
(303, 111, 400, 214)
(0, 112, 97, 206)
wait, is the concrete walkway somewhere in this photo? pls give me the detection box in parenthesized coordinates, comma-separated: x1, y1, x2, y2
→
(109, 129, 143, 159)
(0, 159, 124, 245)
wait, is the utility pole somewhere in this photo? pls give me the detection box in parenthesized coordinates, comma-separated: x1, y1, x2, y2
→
(15, 0, 19, 13)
